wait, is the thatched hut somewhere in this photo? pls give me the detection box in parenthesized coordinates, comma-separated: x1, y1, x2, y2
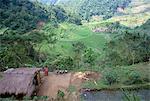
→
(0, 68, 41, 97)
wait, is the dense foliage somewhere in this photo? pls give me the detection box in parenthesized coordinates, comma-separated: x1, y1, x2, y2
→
(38, 0, 58, 5)
(0, 0, 49, 33)
(0, 0, 150, 100)
(0, 0, 81, 70)
(57, 0, 131, 20)
(104, 19, 150, 67)
(0, 0, 48, 70)
(102, 68, 119, 85)
(79, 0, 131, 20)
(56, 0, 84, 15)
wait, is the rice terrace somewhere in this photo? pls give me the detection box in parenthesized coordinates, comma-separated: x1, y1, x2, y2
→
(0, 0, 150, 101)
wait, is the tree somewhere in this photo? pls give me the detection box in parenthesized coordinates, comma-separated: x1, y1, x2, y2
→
(72, 42, 86, 68)
(104, 20, 150, 67)
(0, 0, 55, 69)
(83, 48, 96, 66)
(102, 68, 119, 85)
(82, 0, 131, 20)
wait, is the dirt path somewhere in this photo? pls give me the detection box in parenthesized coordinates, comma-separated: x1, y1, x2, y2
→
(37, 72, 71, 99)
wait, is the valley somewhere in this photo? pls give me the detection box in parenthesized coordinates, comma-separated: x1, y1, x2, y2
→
(0, 0, 150, 100)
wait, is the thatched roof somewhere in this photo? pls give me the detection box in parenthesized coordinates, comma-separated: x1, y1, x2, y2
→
(0, 68, 41, 96)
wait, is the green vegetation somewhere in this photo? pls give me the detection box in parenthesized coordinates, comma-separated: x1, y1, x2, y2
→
(82, 62, 150, 90)
(35, 22, 109, 70)
(57, 90, 65, 101)
(0, 0, 150, 71)
(78, 0, 131, 20)
(57, 0, 132, 20)
(0, 0, 150, 100)
(104, 30, 150, 67)
(122, 89, 140, 101)
(102, 68, 119, 85)
(0, 0, 81, 70)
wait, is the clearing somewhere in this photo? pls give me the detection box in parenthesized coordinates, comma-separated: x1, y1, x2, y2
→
(37, 72, 100, 100)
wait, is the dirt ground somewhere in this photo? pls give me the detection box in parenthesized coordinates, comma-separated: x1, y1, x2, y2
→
(37, 72, 100, 100)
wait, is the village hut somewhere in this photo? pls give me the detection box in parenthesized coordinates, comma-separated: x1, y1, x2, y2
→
(0, 68, 41, 97)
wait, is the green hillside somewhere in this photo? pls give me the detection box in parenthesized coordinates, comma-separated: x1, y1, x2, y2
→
(109, 0, 150, 27)
(0, 0, 80, 68)
(122, 0, 150, 14)
(0, 0, 150, 100)
(56, 0, 132, 20)
(56, 0, 84, 15)
(39, 23, 108, 56)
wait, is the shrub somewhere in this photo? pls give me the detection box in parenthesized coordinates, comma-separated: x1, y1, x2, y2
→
(23, 96, 31, 100)
(136, 65, 150, 83)
(126, 71, 143, 85)
(57, 90, 65, 98)
(42, 55, 74, 71)
(102, 68, 119, 85)
(122, 89, 140, 101)
(53, 56, 74, 70)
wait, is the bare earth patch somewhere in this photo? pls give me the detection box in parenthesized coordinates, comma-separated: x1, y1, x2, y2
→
(37, 72, 100, 100)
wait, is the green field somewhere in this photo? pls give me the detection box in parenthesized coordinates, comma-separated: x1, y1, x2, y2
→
(84, 12, 150, 29)
(82, 62, 150, 90)
(39, 10, 150, 56)
(37, 4, 150, 64)
(39, 23, 109, 56)
(84, 0, 150, 28)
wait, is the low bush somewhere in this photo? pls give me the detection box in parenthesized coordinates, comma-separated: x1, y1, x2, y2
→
(102, 68, 119, 85)
(125, 71, 143, 85)
(57, 90, 65, 101)
(122, 89, 140, 101)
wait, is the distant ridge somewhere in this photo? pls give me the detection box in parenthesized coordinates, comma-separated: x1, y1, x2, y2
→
(31, 0, 58, 5)
(122, 0, 150, 14)
(32, 0, 150, 19)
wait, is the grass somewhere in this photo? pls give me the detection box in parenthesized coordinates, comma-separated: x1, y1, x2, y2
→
(84, 2, 150, 29)
(38, 23, 109, 56)
(38, 9, 150, 56)
(82, 62, 150, 90)
(123, 0, 150, 14)
(82, 80, 150, 91)
(85, 12, 150, 28)
(108, 13, 150, 28)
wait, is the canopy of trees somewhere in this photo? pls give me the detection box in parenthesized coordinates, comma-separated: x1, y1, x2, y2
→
(104, 19, 150, 67)
(0, 0, 81, 70)
(56, 0, 131, 20)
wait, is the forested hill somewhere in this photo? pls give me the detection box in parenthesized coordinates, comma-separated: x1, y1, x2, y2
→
(0, 0, 48, 33)
(56, 0, 84, 14)
(0, 0, 81, 69)
(56, 0, 150, 20)
(31, 0, 58, 5)
(0, 0, 81, 33)
(121, 0, 150, 14)
(37, 0, 150, 20)
(0, 0, 51, 69)
(56, 0, 132, 20)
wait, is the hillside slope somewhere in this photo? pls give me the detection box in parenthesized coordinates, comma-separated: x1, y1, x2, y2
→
(120, 0, 150, 14)
(38, 0, 150, 20)
(56, 0, 131, 19)
(31, 0, 58, 5)
(56, 0, 84, 15)
(109, 0, 150, 27)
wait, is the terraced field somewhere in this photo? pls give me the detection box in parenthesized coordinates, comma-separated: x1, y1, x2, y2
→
(123, 0, 150, 14)
(39, 23, 109, 55)
(39, 0, 150, 56)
